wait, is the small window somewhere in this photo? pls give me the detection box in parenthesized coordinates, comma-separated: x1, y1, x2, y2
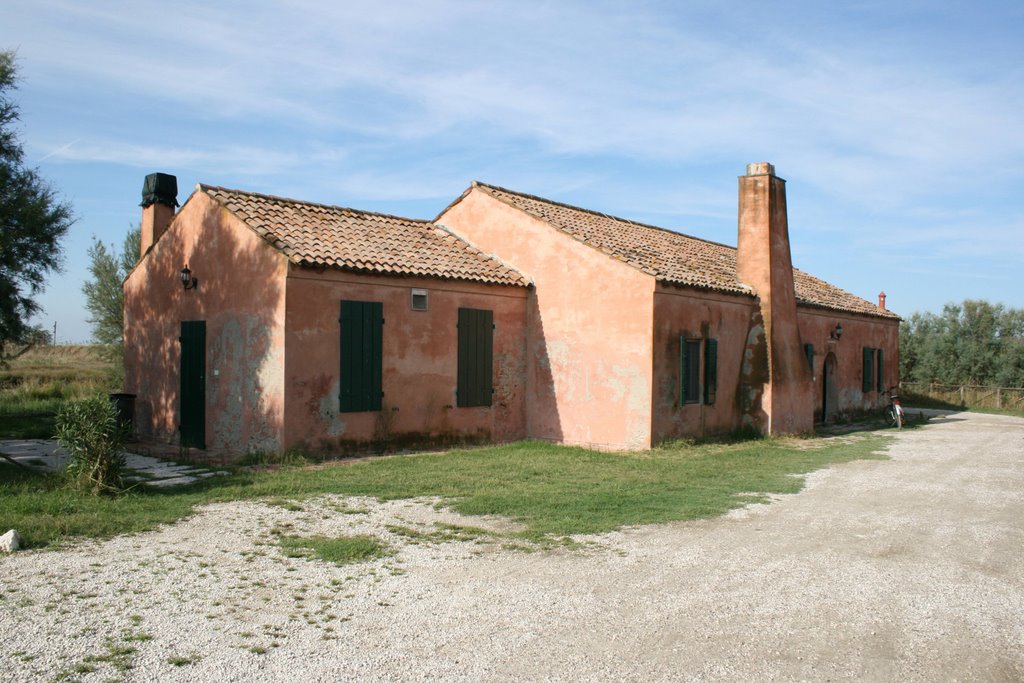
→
(680, 338, 701, 404)
(804, 343, 815, 374)
(411, 288, 428, 311)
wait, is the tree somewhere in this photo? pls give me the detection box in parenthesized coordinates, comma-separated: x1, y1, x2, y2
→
(900, 299, 1024, 388)
(0, 50, 73, 348)
(83, 226, 140, 347)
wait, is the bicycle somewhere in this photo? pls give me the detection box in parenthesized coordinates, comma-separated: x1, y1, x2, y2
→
(885, 386, 904, 430)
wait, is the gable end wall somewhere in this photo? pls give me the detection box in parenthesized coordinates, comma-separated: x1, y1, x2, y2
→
(439, 188, 655, 450)
(123, 192, 288, 455)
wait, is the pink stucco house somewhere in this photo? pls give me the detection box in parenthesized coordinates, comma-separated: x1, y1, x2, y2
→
(123, 163, 899, 456)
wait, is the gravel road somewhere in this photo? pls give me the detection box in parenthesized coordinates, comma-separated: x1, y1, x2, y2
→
(2, 411, 1023, 682)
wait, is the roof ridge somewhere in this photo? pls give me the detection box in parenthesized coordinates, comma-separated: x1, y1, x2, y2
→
(198, 182, 528, 288)
(472, 180, 738, 252)
(199, 184, 435, 226)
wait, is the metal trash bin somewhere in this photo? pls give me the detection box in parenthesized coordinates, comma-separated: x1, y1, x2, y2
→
(108, 393, 137, 435)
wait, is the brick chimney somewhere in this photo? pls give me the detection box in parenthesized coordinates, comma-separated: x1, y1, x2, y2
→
(737, 162, 814, 434)
(140, 173, 178, 258)
(878, 291, 887, 310)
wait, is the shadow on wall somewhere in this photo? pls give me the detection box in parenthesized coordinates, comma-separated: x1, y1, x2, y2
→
(527, 291, 563, 443)
(126, 196, 284, 459)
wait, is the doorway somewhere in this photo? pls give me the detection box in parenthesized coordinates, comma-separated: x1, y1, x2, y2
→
(179, 320, 206, 449)
(822, 352, 838, 422)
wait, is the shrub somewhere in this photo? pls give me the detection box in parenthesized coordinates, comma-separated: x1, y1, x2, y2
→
(55, 395, 127, 493)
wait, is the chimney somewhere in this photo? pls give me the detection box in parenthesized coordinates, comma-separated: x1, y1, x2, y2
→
(139, 172, 178, 258)
(736, 162, 814, 434)
(878, 291, 887, 310)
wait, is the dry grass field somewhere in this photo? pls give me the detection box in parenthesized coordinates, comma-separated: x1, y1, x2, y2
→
(0, 345, 119, 437)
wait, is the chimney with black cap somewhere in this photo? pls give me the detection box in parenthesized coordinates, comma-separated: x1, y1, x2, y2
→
(139, 172, 178, 258)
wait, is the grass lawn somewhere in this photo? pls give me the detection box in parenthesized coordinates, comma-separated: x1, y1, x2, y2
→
(0, 434, 890, 550)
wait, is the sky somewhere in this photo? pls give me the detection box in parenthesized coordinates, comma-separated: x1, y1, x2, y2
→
(3, 0, 1022, 343)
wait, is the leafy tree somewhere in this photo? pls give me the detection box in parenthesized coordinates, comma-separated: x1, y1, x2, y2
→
(900, 299, 1024, 388)
(83, 226, 140, 347)
(0, 50, 73, 349)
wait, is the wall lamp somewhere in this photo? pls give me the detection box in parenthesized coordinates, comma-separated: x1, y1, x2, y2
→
(180, 265, 198, 290)
(830, 323, 844, 340)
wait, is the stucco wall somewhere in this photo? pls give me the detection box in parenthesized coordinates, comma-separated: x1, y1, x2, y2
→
(123, 192, 288, 454)
(652, 287, 901, 439)
(652, 285, 760, 442)
(281, 268, 527, 452)
(439, 189, 656, 450)
(797, 308, 900, 419)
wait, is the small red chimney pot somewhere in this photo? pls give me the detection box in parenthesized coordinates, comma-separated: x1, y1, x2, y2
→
(878, 291, 887, 309)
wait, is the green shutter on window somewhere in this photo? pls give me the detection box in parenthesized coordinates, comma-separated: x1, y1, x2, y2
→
(339, 300, 383, 412)
(680, 338, 701, 405)
(876, 348, 885, 392)
(457, 308, 493, 407)
(679, 336, 687, 406)
(704, 338, 718, 405)
(804, 343, 815, 374)
(862, 347, 874, 394)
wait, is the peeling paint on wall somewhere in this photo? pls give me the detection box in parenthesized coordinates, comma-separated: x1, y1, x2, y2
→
(739, 310, 769, 431)
(209, 315, 280, 454)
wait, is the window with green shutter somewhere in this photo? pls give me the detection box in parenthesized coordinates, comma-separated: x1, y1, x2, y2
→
(457, 308, 493, 407)
(862, 347, 874, 394)
(680, 337, 701, 405)
(704, 338, 718, 405)
(339, 300, 383, 412)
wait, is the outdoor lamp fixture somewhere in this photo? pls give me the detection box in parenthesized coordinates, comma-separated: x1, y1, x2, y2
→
(180, 265, 198, 291)
(831, 323, 844, 340)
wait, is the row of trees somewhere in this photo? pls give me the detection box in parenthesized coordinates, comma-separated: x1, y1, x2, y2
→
(899, 300, 1024, 388)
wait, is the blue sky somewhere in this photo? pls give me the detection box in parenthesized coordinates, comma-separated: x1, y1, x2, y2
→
(4, 0, 1022, 343)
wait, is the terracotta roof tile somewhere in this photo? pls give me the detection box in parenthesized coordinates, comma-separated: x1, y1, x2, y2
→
(200, 185, 527, 288)
(473, 182, 897, 319)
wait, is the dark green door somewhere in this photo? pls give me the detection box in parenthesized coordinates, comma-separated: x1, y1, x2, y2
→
(180, 320, 206, 449)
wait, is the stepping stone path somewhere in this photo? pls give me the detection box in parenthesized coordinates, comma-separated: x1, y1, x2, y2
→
(0, 439, 228, 487)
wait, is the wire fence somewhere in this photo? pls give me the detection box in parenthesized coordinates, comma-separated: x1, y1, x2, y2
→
(900, 382, 1024, 411)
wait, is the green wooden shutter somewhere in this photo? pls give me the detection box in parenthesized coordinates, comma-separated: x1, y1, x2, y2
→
(680, 338, 700, 405)
(876, 348, 885, 392)
(679, 336, 687, 406)
(704, 338, 718, 405)
(179, 320, 206, 449)
(862, 347, 874, 393)
(457, 308, 493, 407)
(804, 343, 815, 374)
(339, 300, 383, 412)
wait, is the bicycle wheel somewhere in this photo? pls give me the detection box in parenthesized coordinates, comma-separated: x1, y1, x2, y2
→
(886, 407, 898, 427)
(895, 409, 903, 430)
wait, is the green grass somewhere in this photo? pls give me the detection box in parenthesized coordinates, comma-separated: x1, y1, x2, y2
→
(0, 414, 55, 439)
(278, 534, 391, 565)
(0, 435, 890, 549)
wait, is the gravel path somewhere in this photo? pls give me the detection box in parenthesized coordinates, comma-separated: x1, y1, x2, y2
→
(2, 411, 1023, 681)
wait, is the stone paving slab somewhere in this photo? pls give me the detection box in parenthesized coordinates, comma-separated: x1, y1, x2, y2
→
(0, 439, 228, 486)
